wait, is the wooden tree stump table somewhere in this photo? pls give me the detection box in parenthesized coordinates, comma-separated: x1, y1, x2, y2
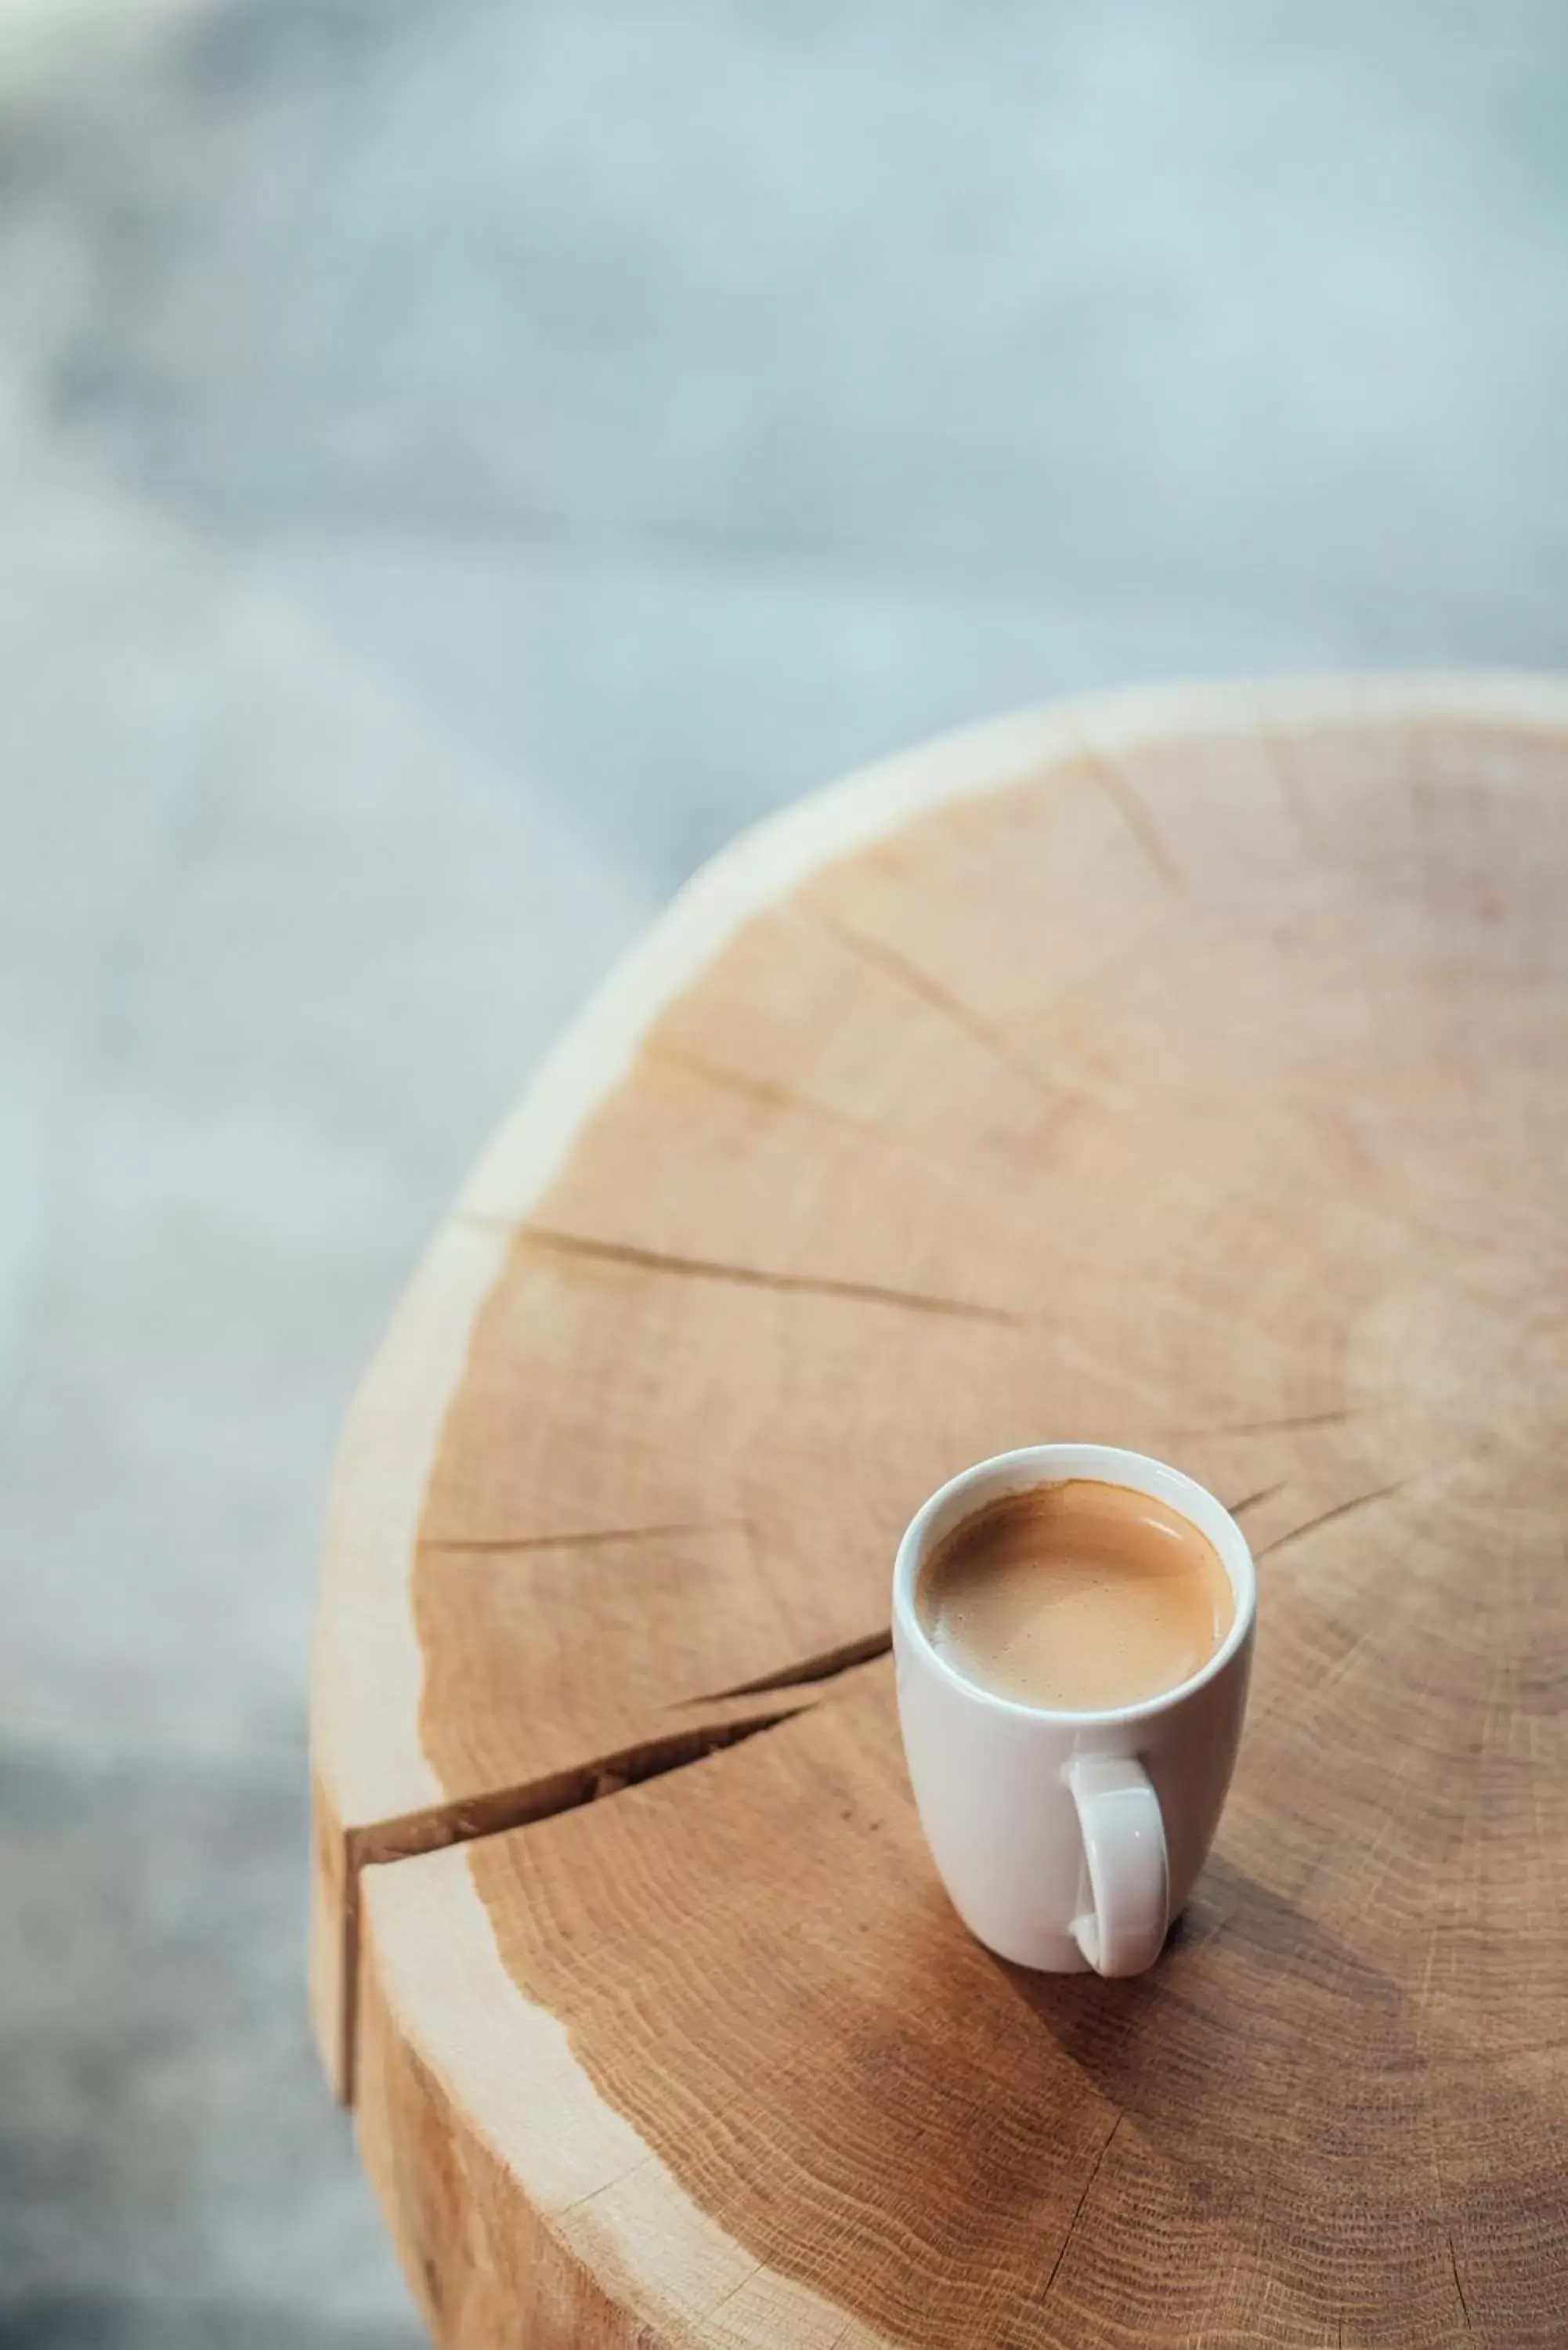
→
(311, 678, 1568, 2350)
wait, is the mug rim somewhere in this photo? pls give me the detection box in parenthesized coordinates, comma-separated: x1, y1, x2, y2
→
(892, 1442, 1257, 1729)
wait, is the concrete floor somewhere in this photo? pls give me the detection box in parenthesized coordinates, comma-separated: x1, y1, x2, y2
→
(1, 2, 1564, 2341)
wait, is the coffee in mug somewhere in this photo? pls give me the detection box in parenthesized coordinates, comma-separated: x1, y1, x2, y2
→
(916, 1478, 1234, 1712)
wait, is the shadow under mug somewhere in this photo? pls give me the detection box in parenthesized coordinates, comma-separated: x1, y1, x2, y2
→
(892, 1444, 1256, 1977)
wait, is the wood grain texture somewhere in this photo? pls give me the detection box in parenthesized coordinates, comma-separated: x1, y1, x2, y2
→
(312, 678, 1568, 2345)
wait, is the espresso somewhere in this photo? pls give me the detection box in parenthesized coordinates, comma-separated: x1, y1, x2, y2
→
(917, 1480, 1233, 1711)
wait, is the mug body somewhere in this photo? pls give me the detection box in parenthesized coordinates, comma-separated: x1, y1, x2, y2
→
(892, 1444, 1255, 1972)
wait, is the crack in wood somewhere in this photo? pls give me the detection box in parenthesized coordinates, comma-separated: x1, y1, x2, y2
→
(554, 2146, 662, 2223)
(334, 1844, 363, 2113)
(1448, 2232, 1473, 2330)
(359, 1708, 811, 1873)
(647, 1039, 904, 1141)
(1225, 1480, 1288, 1518)
(804, 903, 1065, 1106)
(1255, 1479, 1411, 1561)
(1082, 750, 1187, 892)
(648, 1039, 993, 1172)
(1042, 2111, 1124, 2302)
(1180, 1408, 1356, 1438)
(420, 1520, 743, 1558)
(511, 1225, 1024, 1326)
(682, 1629, 894, 1704)
(703, 2255, 771, 2326)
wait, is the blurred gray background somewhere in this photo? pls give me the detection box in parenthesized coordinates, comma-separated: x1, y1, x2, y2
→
(1, 2, 1564, 2341)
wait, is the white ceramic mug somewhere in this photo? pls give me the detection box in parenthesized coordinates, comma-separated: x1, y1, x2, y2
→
(893, 1444, 1255, 1977)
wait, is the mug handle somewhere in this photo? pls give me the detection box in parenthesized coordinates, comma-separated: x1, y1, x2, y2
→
(1068, 1755, 1170, 1977)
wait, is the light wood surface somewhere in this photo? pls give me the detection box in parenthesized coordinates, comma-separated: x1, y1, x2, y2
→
(312, 678, 1568, 2348)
